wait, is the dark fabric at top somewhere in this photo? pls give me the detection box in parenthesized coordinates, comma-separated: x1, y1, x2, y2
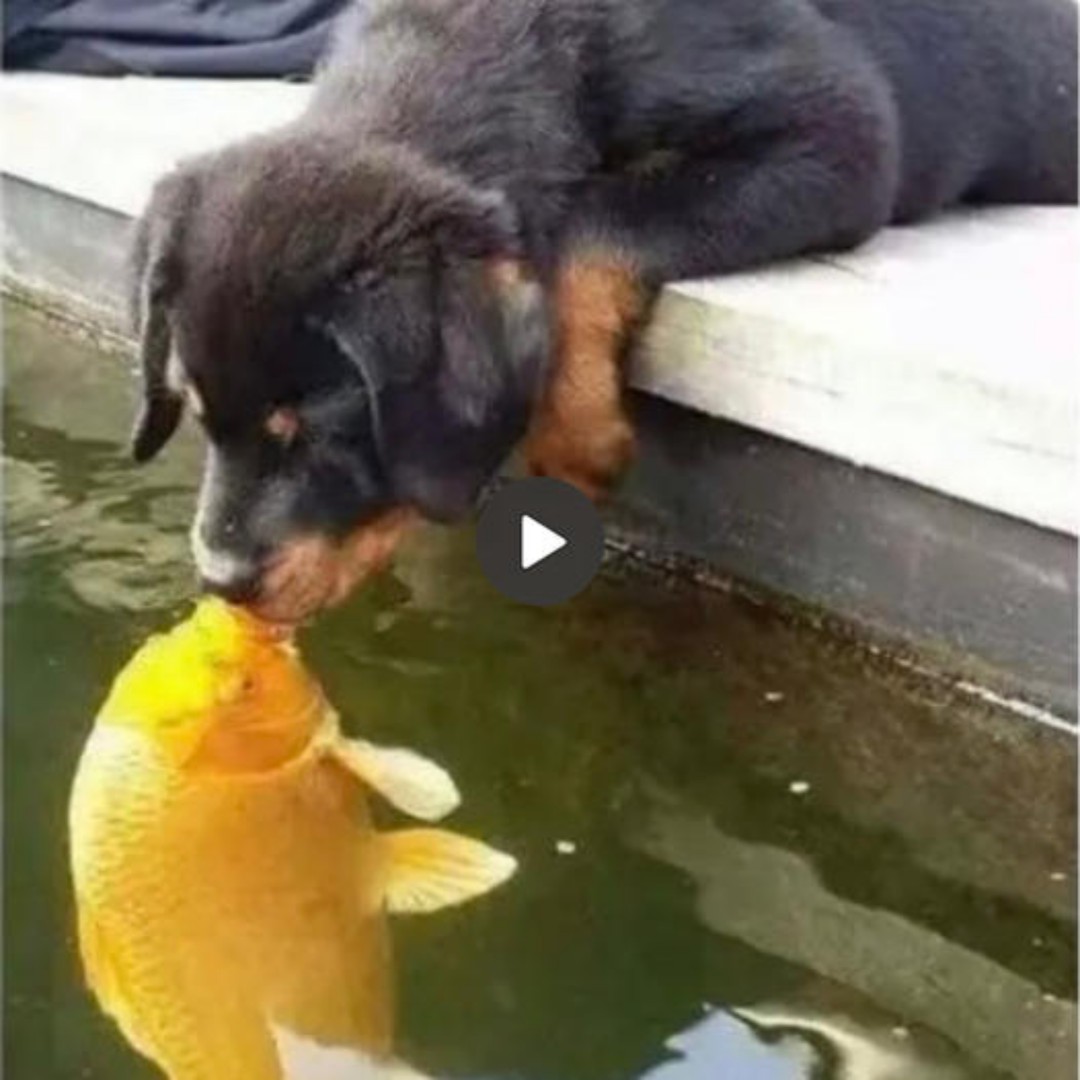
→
(3, 0, 349, 77)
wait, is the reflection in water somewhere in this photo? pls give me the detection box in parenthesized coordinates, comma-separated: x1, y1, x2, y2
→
(6, 428, 194, 613)
(629, 791, 1077, 1080)
(639, 1010, 814, 1079)
(4, 303, 1077, 1080)
(731, 1007, 963, 1080)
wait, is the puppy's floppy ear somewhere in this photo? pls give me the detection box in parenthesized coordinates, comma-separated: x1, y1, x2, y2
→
(437, 257, 549, 430)
(128, 172, 194, 463)
(427, 184, 549, 428)
(313, 260, 441, 475)
(435, 191, 551, 409)
(398, 256, 547, 521)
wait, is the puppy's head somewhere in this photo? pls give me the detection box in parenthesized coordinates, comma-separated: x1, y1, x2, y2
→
(130, 131, 548, 622)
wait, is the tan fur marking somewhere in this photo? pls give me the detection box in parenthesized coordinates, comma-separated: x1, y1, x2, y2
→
(524, 254, 645, 498)
(254, 508, 417, 623)
(265, 407, 301, 445)
(487, 257, 526, 289)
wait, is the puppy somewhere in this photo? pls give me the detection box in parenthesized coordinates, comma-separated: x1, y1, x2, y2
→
(129, 0, 1077, 622)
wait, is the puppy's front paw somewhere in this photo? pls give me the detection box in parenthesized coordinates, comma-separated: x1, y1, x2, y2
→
(524, 410, 636, 500)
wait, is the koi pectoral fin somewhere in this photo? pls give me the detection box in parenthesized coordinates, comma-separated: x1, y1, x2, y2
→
(330, 738, 460, 821)
(377, 828, 518, 914)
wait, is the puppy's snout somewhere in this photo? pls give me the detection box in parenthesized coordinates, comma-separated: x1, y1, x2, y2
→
(200, 562, 261, 605)
(191, 525, 263, 605)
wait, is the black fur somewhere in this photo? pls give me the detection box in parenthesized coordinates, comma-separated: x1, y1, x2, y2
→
(130, 0, 1078, 597)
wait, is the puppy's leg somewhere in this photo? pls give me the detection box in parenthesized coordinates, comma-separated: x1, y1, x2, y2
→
(524, 251, 648, 499)
(528, 96, 897, 498)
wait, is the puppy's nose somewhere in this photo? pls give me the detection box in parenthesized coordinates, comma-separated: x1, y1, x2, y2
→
(192, 529, 261, 604)
(200, 562, 261, 605)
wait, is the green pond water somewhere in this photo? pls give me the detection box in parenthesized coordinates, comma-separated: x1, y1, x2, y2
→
(3, 301, 1077, 1080)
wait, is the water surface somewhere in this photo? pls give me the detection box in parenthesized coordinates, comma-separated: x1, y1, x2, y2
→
(4, 302, 1076, 1080)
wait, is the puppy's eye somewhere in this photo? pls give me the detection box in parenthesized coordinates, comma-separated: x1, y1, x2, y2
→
(265, 407, 301, 446)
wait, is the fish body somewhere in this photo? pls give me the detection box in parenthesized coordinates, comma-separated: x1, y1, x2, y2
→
(70, 598, 515, 1080)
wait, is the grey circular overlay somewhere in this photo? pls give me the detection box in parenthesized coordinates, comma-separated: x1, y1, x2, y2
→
(475, 478, 605, 606)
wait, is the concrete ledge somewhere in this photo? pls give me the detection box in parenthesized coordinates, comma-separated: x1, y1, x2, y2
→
(3, 73, 1077, 717)
(644, 212, 1079, 535)
(1, 74, 305, 217)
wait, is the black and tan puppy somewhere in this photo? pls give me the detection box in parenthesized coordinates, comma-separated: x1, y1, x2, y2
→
(130, 0, 1077, 622)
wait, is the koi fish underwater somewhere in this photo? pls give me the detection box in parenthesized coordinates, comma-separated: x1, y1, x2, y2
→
(68, 597, 516, 1080)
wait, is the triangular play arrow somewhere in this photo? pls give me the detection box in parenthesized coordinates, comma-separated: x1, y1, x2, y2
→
(520, 514, 567, 570)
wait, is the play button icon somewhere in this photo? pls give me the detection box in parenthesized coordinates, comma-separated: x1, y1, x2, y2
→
(476, 478, 605, 606)
(520, 515, 567, 569)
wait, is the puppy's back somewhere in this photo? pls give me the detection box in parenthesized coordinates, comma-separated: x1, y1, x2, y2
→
(821, 0, 1077, 209)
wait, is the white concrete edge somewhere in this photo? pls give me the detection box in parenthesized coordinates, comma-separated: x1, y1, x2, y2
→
(636, 284, 1077, 534)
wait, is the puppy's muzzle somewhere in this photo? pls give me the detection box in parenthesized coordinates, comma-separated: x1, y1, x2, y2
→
(192, 526, 262, 605)
(191, 509, 417, 623)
